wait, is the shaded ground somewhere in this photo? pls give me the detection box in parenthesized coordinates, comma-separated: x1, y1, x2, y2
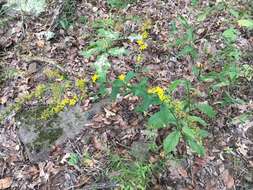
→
(0, 0, 253, 189)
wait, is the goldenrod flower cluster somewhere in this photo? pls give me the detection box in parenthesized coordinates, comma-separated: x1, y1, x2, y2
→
(34, 84, 46, 98)
(43, 69, 64, 80)
(76, 79, 86, 92)
(141, 19, 152, 32)
(118, 74, 126, 81)
(137, 39, 148, 50)
(147, 86, 168, 102)
(41, 95, 78, 120)
(135, 21, 151, 51)
(92, 74, 99, 83)
(136, 55, 144, 64)
(147, 86, 186, 118)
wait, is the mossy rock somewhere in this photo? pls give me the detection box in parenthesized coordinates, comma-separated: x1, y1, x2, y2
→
(17, 100, 109, 162)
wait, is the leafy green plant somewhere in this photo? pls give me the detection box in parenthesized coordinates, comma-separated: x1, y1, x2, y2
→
(59, 0, 76, 30)
(169, 16, 198, 59)
(110, 73, 212, 156)
(0, 66, 21, 86)
(67, 153, 79, 166)
(108, 154, 152, 190)
(81, 18, 128, 95)
(107, 0, 136, 9)
(238, 19, 253, 29)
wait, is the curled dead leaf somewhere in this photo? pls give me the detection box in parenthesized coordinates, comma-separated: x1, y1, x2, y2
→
(0, 177, 12, 190)
(222, 170, 234, 189)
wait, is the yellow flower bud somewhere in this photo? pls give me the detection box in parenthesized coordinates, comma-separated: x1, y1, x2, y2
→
(118, 74, 126, 81)
(92, 74, 99, 83)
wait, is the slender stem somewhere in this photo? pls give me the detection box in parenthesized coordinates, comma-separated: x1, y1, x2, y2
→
(186, 82, 191, 112)
(166, 104, 180, 129)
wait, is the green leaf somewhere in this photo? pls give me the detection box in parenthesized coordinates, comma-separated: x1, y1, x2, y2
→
(186, 28, 194, 42)
(182, 126, 196, 139)
(178, 15, 189, 28)
(196, 103, 216, 118)
(238, 19, 253, 29)
(191, 0, 198, 6)
(148, 105, 177, 128)
(111, 80, 124, 100)
(192, 66, 200, 77)
(198, 129, 209, 138)
(125, 71, 135, 82)
(136, 93, 157, 113)
(163, 130, 181, 153)
(229, 9, 239, 18)
(67, 153, 79, 166)
(108, 47, 128, 57)
(179, 45, 198, 59)
(188, 116, 208, 126)
(240, 64, 253, 81)
(211, 81, 230, 91)
(97, 28, 119, 39)
(197, 8, 211, 22)
(200, 72, 218, 82)
(81, 48, 98, 58)
(170, 21, 178, 33)
(220, 92, 245, 106)
(93, 39, 113, 51)
(168, 79, 190, 93)
(187, 139, 205, 156)
(94, 54, 111, 82)
(168, 80, 185, 93)
(148, 111, 167, 129)
(92, 18, 115, 29)
(222, 28, 239, 42)
(59, 18, 71, 30)
(107, 0, 129, 8)
(231, 113, 251, 125)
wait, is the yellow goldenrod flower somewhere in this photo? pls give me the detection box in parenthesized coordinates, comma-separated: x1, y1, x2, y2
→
(137, 39, 144, 46)
(34, 84, 46, 98)
(148, 86, 167, 101)
(136, 55, 143, 63)
(141, 31, 149, 39)
(69, 95, 78, 106)
(76, 79, 85, 90)
(173, 101, 183, 113)
(92, 74, 99, 83)
(139, 43, 148, 50)
(61, 98, 70, 105)
(141, 20, 152, 31)
(137, 38, 148, 51)
(118, 74, 126, 81)
(69, 99, 77, 106)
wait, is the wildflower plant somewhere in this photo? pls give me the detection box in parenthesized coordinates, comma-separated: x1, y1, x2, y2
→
(128, 19, 151, 63)
(111, 72, 215, 156)
(81, 18, 128, 95)
(169, 16, 198, 59)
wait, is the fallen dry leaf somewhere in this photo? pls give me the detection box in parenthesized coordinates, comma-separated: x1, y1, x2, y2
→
(222, 170, 234, 189)
(36, 40, 45, 48)
(0, 177, 12, 190)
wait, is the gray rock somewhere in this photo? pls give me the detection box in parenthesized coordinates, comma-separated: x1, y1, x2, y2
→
(17, 100, 109, 162)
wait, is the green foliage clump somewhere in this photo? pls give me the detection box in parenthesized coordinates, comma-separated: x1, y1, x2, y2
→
(107, 0, 136, 9)
(81, 18, 128, 95)
(169, 16, 198, 59)
(110, 72, 212, 156)
(108, 154, 152, 190)
(59, 0, 76, 29)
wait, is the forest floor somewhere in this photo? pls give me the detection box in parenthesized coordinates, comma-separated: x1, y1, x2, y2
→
(0, 0, 253, 189)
